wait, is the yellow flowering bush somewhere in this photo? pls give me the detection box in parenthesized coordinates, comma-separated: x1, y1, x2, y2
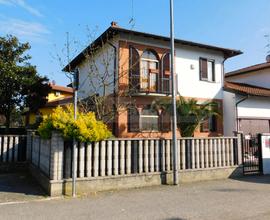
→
(38, 105, 112, 142)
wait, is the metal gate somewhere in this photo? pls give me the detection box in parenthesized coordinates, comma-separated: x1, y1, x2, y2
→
(242, 134, 262, 175)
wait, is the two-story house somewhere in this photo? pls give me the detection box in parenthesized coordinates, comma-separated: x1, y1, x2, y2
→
(63, 22, 241, 138)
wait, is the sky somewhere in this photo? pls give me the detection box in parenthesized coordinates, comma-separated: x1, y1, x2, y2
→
(0, 0, 270, 86)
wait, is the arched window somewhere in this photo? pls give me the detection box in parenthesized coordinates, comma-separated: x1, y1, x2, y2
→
(141, 50, 159, 92)
(140, 105, 159, 131)
(128, 107, 140, 132)
(129, 46, 140, 91)
(161, 53, 171, 94)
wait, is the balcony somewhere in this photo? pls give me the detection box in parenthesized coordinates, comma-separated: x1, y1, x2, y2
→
(129, 74, 171, 96)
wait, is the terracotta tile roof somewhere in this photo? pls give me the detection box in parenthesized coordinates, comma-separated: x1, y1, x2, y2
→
(49, 83, 74, 93)
(225, 62, 270, 78)
(224, 81, 270, 97)
(46, 96, 73, 107)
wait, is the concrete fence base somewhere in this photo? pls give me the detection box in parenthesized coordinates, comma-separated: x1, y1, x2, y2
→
(30, 164, 242, 196)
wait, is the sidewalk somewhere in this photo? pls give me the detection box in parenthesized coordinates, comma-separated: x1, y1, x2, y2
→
(0, 175, 270, 220)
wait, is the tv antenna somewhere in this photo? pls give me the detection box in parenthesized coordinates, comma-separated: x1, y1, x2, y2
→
(264, 34, 270, 55)
(128, 0, 135, 29)
(264, 34, 270, 62)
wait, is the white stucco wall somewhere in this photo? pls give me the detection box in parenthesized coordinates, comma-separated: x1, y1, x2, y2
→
(237, 96, 270, 118)
(227, 68, 270, 89)
(77, 39, 118, 99)
(223, 91, 236, 136)
(175, 46, 224, 99)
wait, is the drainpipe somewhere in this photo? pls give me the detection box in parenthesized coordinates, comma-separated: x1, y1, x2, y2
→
(221, 57, 228, 135)
(221, 56, 228, 88)
(108, 42, 117, 136)
(235, 95, 248, 132)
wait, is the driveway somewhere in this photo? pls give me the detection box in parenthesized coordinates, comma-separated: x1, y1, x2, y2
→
(0, 175, 270, 220)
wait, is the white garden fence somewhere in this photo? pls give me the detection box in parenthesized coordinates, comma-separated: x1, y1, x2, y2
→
(0, 135, 27, 163)
(28, 132, 243, 196)
(63, 137, 240, 179)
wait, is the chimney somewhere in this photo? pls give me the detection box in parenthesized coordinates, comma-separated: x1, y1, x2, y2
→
(266, 54, 270, 63)
(111, 21, 118, 27)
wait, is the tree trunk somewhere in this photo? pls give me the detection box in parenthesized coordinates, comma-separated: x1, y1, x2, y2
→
(4, 112, 11, 133)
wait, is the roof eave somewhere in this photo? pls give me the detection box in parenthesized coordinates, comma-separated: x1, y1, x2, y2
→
(63, 26, 242, 72)
(62, 27, 118, 72)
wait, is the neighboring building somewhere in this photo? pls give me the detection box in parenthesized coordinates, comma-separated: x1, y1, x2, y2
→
(63, 22, 241, 138)
(25, 83, 73, 126)
(224, 61, 270, 136)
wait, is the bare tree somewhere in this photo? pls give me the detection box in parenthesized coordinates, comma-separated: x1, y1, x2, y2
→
(57, 25, 139, 132)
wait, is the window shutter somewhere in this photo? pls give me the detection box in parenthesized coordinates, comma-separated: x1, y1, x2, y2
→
(160, 110, 171, 132)
(211, 61, 215, 82)
(128, 107, 140, 132)
(162, 53, 171, 93)
(200, 58, 208, 80)
(129, 46, 140, 91)
(210, 115, 217, 132)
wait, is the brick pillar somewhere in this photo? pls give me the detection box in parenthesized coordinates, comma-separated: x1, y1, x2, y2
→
(50, 132, 64, 180)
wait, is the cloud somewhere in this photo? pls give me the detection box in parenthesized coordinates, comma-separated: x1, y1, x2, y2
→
(0, 17, 50, 42)
(0, 0, 43, 17)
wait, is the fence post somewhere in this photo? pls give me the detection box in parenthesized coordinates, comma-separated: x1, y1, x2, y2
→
(3, 136, 8, 162)
(26, 130, 35, 161)
(234, 132, 243, 165)
(107, 141, 112, 176)
(50, 132, 64, 180)
(79, 143, 85, 178)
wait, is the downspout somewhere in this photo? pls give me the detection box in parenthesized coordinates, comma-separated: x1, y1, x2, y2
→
(221, 57, 227, 87)
(235, 95, 248, 132)
(108, 42, 117, 136)
(221, 56, 228, 134)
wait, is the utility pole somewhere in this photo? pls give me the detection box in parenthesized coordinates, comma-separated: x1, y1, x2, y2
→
(170, 0, 179, 185)
(72, 68, 79, 197)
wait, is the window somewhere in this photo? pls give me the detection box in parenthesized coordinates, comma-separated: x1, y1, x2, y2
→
(128, 106, 171, 132)
(160, 110, 171, 131)
(128, 107, 140, 132)
(200, 115, 217, 132)
(140, 50, 159, 92)
(129, 46, 140, 91)
(55, 91, 61, 97)
(140, 106, 159, 131)
(199, 58, 215, 82)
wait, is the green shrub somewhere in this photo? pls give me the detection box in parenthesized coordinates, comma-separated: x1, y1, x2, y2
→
(38, 105, 112, 142)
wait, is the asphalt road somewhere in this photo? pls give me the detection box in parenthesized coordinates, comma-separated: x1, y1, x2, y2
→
(0, 174, 270, 220)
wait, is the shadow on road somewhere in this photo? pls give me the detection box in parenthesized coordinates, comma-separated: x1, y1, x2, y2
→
(0, 172, 46, 198)
(230, 173, 270, 185)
